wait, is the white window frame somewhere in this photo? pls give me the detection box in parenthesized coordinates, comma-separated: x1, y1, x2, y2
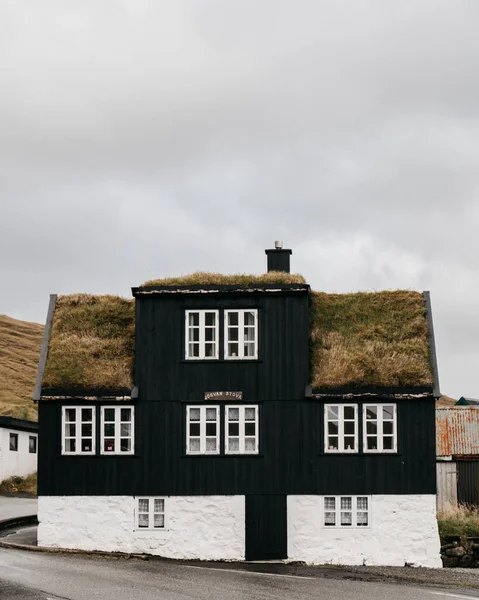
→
(100, 406, 135, 455)
(135, 497, 167, 530)
(323, 496, 371, 528)
(324, 404, 358, 453)
(185, 310, 219, 360)
(186, 405, 220, 455)
(224, 309, 258, 360)
(9, 433, 18, 452)
(363, 403, 397, 453)
(225, 405, 259, 454)
(29, 435, 37, 454)
(61, 406, 96, 456)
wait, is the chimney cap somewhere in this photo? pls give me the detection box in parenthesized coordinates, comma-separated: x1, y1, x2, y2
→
(274, 240, 283, 249)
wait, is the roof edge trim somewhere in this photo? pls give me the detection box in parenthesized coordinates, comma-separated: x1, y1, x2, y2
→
(33, 293, 57, 402)
(423, 291, 441, 398)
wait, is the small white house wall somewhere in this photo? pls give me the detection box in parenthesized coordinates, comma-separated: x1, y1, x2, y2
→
(38, 495, 245, 560)
(288, 494, 442, 568)
(0, 428, 37, 482)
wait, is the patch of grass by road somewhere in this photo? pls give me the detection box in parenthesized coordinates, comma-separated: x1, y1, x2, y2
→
(0, 473, 37, 496)
(438, 504, 479, 542)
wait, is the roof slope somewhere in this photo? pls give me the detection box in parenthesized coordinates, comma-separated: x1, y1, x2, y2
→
(41, 295, 135, 395)
(39, 277, 435, 396)
(310, 290, 433, 390)
(0, 315, 43, 420)
(437, 408, 479, 457)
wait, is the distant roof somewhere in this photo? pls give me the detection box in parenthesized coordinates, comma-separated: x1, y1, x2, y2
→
(437, 408, 479, 456)
(37, 276, 436, 398)
(456, 397, 479, 406)
(0, 416, 38, 433)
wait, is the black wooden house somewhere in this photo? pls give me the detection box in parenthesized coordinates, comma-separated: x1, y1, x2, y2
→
(34, 245, 442, 566)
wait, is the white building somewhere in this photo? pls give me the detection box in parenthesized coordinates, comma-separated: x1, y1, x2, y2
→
(0, 417, 38, 483)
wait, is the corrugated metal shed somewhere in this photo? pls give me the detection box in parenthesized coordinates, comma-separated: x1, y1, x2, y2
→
(436, 408, 479, 457)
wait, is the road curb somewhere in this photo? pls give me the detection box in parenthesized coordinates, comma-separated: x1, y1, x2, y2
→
(0, 515, 38, 531)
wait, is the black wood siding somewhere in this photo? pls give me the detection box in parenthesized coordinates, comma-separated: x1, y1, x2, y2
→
(38, 397, 436, 496)
(457, 461, 479, 506)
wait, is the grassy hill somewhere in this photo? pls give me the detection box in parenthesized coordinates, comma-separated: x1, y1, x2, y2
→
(0, 315, 43, 421)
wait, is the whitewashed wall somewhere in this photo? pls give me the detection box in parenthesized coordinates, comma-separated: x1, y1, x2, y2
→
(0, 427, 38, 482)
(288, 494, 441, 567)
(38, 495, 245, 560)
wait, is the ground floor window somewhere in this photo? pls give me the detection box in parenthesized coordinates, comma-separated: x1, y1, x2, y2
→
(136, 497, 166, 530)
(323, 496, 370, 528)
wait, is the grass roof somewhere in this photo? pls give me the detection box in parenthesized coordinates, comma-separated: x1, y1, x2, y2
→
(0, 315, 43, 420)
(42, 295, 135, 394)
(310, 290, 433, 390)
(141, 271, 306, 287)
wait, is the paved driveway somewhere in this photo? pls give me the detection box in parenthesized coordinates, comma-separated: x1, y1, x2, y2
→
(0, 496, 37, 520)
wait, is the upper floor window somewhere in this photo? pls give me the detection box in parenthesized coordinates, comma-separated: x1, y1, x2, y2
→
(185, 310, 219, 359)
(62, 407, 95, 455)
(363, 404, 397, 452)
(225, 405, 259, 454)
(186, 406, 219, 454)
(101, 406, 134, 455)
(9, 433, 18, 452)
(324, 404, 358, 453)
(29, 436, 37, 454)
(324, 496, 370, 528)
(225, 310, 258, 359)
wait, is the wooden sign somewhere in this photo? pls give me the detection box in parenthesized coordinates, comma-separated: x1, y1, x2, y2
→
(204, 391, 243, 401)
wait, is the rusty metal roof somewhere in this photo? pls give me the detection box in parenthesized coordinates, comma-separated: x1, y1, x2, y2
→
(436, 408, 479, 457)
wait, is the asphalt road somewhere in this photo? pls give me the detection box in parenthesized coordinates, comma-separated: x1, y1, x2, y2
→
(0, 548, 478, 600)
(0, 496, 37, 521)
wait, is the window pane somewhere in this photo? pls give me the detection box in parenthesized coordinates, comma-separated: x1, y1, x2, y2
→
(366, 407, 377, 419)
(65, 439, 76, 452)
(120, 423, 131, 437)
(189, 439, 200, 452)
(189, 423, 200, 436)
(229, 438, 240, 451)
(189, 328, 200, 342)
(82, 408, 93, 421)
(244, 328, 255, 342)
(66, 424, 76, 437)
(229, 408, 239, 421)
(328, 437, 339, 450)
(357, 512, 368, 526)
(245, 438, 256, 452)
(383, 421, 393, 435)
(228, 312, 239, 326)
(138, 514, 149, 528)
(228, 328, 239, 341)
(104, 408, 115, 422)
(65, 409, 76, 422)
(205, 438, 217, 452)
(189, 312, 199, 327)
(366, 421, 377, 435)
(154, 499, 164, 513)
(344, 437, 355, 450)
(81, 423, 92, 437)
(244, 407, 255, 421)
(325, 512, 336, 526)
(327, 406, 338, 420)
(383, 406, 394, 420)
(245, 422, 256, 436)
(189, 408, 200, 421)
(341, 512, 352, 526)
(189, 343, 199, 357)
(154, 514, 165, 528)
(120, 439, 131, 452)
(324, 497, 336, 511)
(206, 408, 217, 421)
(229, 423, 239, 436)
(205, 312, 216, 326)
(383, 437, 394, 450)
(104, 439, 115, 452)
(228, 343, 239, 357)
(344, 406, 355, 420)
(344, 421, 355, 435)
(205, 328, 215, 342)
(81, 439, 92, 452)
(244, 311, 255, 326)
(121, 408, 131, 422)
(205, 423, 216, 436)
(341, 497, 352, 510)
(328, 422, 338, 435)
(357, 497, 368, 511)
(205, 343, 215, 357)
(105, 423, 115, 437)
(244, 343, 255, 356)
(367, 437, 378, 450)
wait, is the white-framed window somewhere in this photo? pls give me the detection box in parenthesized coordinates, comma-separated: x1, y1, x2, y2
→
(9, 433, 18, 452)
(186, 405, 219, 454)
(363, 404, 397, 452)
(62, 407, 95, 455)
(323, 496, 370, 528)
(225, 309, 258, 359)
(135, 497, 166, 530)
(29, 436, 37, 454)
(185, 310, 219, 359)
(225, 405, 259, 454)
(101, 406, 134, 454)
(324, 404, 358, 453)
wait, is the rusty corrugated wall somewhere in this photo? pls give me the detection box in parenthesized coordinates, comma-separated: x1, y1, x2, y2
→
(436, 408, 479, 457)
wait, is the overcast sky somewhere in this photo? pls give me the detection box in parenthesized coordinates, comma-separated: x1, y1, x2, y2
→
(1, 1, 478, 398)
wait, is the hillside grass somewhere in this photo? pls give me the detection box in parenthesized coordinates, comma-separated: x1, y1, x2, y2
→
(42, 294, 135, 392)
(141, 271, 307, 287)
(438, 504, 479, 542)
(0, 472, 37, 496)
(0, 315, 43, 421)
(310, 290, 433, 389)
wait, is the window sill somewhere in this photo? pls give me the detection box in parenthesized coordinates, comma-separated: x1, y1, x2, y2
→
(181, 454, 264, 459)
(58, 454, 141, 458)
(181, 359, 263, 364)
(319, 452, 402, 457)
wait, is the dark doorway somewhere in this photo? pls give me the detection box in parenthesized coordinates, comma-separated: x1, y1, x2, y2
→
(245, 495, 287, 560)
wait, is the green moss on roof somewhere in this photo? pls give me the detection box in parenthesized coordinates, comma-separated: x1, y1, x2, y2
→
(310, 290, 433, 390)
(141, 271, 307, 287)
(42, 295, 135, 393)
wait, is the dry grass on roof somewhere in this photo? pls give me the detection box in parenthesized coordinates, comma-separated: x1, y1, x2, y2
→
(141, 271, 306, 287)
(310, 290, 433, 389)
(42, 295, 135, 392)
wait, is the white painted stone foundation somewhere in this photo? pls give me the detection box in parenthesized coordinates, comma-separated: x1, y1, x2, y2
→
(38, 495, 245, 560)
(288, 495, 442, 567)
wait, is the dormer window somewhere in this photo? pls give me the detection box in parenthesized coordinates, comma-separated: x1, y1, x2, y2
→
(185, 310, 219, 359)
(225, 310, 258, 360)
